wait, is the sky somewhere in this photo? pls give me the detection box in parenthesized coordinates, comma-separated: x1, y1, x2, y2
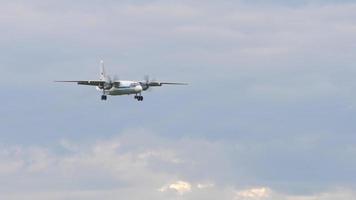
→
(0, 0, 356, 199)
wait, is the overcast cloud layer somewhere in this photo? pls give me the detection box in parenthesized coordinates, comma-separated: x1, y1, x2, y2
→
(1, 0, 356, 199)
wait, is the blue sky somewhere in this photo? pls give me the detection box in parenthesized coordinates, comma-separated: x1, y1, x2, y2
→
(1, 0, 356, 199)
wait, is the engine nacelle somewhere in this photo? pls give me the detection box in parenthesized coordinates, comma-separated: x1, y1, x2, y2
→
(141, 83, 149, 91)
(148, 82, 161, 87)
(98, 82, 113, 90)
(113, 81, 120, 88)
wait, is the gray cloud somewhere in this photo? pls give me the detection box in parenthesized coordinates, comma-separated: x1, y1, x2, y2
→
(0, 131, 355, 200)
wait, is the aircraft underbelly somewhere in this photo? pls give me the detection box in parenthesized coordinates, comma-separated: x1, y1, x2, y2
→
(108, 88, 138, 95)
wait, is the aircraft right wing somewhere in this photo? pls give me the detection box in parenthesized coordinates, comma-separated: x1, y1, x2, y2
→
(54, 80, 106, 86)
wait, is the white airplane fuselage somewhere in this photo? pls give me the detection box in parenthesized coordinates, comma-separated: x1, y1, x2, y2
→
(96, 80, 144, 96)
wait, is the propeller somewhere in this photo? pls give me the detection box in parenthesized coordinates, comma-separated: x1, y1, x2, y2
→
(144, 75, 149, 84)
(101, 75, 120, 90)
(142, 75, 153, 91)
(112, 75, 120, 87)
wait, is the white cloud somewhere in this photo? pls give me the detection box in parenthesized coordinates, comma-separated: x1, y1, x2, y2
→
(197, 182, 215, 189)
(159, 180, 192, 195)
(235, 187, 271, 200)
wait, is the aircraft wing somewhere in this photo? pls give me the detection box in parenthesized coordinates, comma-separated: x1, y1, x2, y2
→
(55, 80, 106, 86)
(160, 82, 188, 85)
(147, 81, 188, 86)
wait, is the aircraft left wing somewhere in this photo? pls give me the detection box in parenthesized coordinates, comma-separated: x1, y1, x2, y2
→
(55, 80, 105, 86)
(159, 82, 188, 85)
(145, 81, 188, 86)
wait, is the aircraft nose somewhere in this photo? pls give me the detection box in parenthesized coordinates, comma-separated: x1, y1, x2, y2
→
(135, 85, 143, 92)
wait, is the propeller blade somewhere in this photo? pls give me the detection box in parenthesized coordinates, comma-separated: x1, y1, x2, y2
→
(113, 74, 119, 81)
(112, 75, 120, 87)
(144, 75, 150, 83)
(107, 75, 112, 83)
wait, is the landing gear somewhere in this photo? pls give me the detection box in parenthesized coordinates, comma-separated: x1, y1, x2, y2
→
(101, 88, 107, 101)
(134, 95, 143, 101)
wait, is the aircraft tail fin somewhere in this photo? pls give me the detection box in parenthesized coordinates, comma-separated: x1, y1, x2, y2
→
(100, 60, 106, 80)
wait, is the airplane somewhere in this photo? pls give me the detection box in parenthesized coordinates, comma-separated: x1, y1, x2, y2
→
(55, 61, 187, 101)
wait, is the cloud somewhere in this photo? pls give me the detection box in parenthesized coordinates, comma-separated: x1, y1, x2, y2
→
(159, 180, 192, 195)
(0, 131, 354, 200)
(235, 187, 271, 200)
(232, 187, 356, 200)
(0, 160, 23, 174)
(197, 182, 215, 189)
(138, 150, 183, 164)
(25, 147, 54, 173)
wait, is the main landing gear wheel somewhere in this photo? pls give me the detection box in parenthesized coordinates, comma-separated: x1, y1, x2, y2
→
(134, 95, 144, 101)
(101, 95, 107, 101)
